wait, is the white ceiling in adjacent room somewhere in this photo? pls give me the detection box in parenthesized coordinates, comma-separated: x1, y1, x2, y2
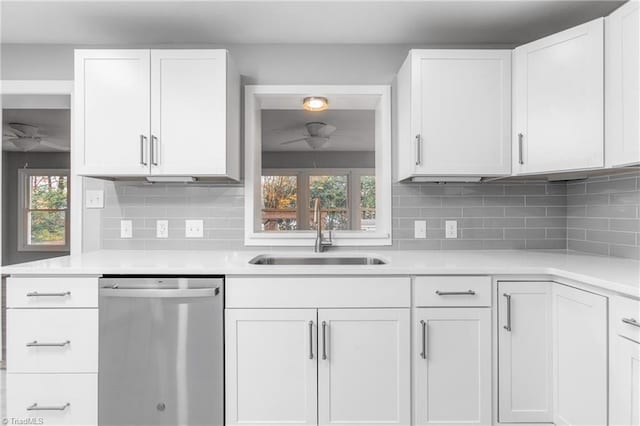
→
(0, 1, 624, 46)
(262, 109, 374, 152)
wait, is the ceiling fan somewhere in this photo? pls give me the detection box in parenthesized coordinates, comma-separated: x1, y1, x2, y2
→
(2, 123, 67, 152)
(280, 122, 337, 150)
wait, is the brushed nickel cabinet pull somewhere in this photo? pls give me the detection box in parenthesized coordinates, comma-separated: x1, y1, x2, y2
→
(623, 318, 640, 328)
(26, 291, 71, 297)
(321, 321, 327, 360)
(518, 133, 524, 165)
(435, 290, 476, 296)
(415, 134, 422, 166)
(151, 135, 159, 166)
(503, 293, 512, 331)
(140, 135, 148, 166)
(26, 340, 70, 348)
(308, 321, 314, 360)
(27, 402, 70, 411)
(420, 320, 427, 359)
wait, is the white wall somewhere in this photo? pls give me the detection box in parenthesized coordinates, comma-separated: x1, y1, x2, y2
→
(0, 43, 419, 84)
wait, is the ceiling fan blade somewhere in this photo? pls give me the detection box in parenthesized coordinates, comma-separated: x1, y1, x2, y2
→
(39, 140, 69, 151)
(10, 123, 39, 138)
(3, 125, 24, 138)
(280, 138, 308, 145)
(316, 124, 337, 138)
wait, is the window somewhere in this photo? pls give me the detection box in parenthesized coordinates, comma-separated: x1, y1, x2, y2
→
(261, 169, 375, 232)
(18, 169, 70, 252)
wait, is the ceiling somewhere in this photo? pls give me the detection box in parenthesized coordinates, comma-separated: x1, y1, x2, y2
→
(2, 109, 71, 152)
(0, 1, 625, 46)
(262, 109, 375, 152)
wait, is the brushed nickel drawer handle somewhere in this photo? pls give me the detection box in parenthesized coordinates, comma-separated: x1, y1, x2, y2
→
(26, 291, 71, 297)
(27, 402, 70, 411)
(321, 321, 328, 361)
(435, 290, 476, 296)
(308, 321, 314, 360)
(26, 340, 70, 348)
(623, 318, 640, 328)
(518, 133, 524, 165)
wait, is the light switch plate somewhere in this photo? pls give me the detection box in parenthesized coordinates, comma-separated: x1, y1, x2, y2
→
(85, 190, 104, 209)
(156, 220, 169, 239)
(120, 220, 133, 239)
(445, 220, 458, 239)
(185, 220, 204, 238)
(414, 220, 427, 239)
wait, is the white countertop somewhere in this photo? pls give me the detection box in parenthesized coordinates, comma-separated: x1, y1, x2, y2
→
(2, 249, 639, 298)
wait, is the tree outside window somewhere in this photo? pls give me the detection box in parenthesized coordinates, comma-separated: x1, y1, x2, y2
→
(18, 169, 70, 251)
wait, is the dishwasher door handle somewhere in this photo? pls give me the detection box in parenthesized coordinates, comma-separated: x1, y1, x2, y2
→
(100, 288, 219, 298)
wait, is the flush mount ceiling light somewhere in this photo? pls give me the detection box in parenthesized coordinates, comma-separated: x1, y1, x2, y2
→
(303, 96, 328, 112)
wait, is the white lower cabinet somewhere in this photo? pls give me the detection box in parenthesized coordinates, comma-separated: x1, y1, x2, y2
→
(413, 308, 491, 426)
(225, 308, 410, 426)
(7, 373, 98, 425)
(552, 284, 608, 426)
(318, 309, 410, 426)
(498, 281, 553, 423)
(225, 309, 318, 425)
(611, 335, 640, 426)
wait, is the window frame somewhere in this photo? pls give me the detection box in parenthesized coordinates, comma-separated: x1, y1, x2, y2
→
(17, 168, 70, 252)
(244, 85, 392, 247)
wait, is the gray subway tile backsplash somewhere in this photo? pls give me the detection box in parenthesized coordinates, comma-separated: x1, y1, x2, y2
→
(91, 171, 640, 259)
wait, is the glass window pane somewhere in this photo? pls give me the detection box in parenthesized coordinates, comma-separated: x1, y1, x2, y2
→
(29, 175, 68, 210)
(261, 175, 298, 231)
(309, 175, 349, 231)
(28, 211, 66, 245)
(360, 175, 376, 231)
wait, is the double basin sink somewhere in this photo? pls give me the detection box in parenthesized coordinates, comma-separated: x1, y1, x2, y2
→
(249, 255, 386, 265)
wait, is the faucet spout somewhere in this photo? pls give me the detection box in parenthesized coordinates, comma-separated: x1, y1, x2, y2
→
(313, 198, 332, 253)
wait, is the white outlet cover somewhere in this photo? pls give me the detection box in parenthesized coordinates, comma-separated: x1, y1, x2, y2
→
(445, 220, 458, 239)
(185, 220, 204, 238)
(414, 220, 427, 239)
(156, 220, 169, 239)
(120, 220, 133, 239)
(85, 190, 104, 209)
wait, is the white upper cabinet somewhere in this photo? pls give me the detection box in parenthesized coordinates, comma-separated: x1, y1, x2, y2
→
(606, 1, 640, 168)
(75, 50, 151, 176)
(75, 49, 240, 180)
(498, 282, 553, 423)
(513, 18, 604, 175)
(396, 49, 511, 181)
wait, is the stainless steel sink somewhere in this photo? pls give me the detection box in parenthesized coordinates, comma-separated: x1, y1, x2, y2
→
(249, 255, 386, 265)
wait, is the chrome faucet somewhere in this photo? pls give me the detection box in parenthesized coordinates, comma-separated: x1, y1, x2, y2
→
(313, 198, 333, 253)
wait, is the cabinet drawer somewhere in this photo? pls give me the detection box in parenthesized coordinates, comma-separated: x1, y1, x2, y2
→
(612, 295, 640, 343)
(8, 276, 99, 308)
(7, 373, 97, 426)
(226, 276, 411, 308)
(7, 309, 98, 373)
(414, 276, 491, 307)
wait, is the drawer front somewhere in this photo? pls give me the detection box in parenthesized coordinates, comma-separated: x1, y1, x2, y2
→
(7, 373, 97, 426)
(8, 276, 99, 308)
(8, 309, 98, 373)
(613, 295, 640, 342)
(414, 276, 492, 307)
(226, 276, 411, 308)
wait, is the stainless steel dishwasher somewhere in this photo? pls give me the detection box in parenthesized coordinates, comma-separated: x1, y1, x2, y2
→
(98, 276, 223, 426)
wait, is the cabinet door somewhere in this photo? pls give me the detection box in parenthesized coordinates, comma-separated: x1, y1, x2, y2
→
(498, 282, 553, 423)
(414, 308, 491, 426)
(225, 309, 317, 426)
(552, 284, 607, 426)
(411, 50, 511, 176)
(150, 50, 228, 176)
(606, 1, 640, 167)
(513, 19, 604, 174)
(75, 49, 151, 176)
(610, 335, 640, 426)
(318, 309, 410, 426)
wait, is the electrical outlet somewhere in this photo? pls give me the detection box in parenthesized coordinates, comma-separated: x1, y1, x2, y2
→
(85, 190, 104, 209)
(156, 220, 169, 239)
(445, 220, 458, 239)
(414, 220, 427, 239)
(120, 220, 133, 239)
(185, 220, 204, 238)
